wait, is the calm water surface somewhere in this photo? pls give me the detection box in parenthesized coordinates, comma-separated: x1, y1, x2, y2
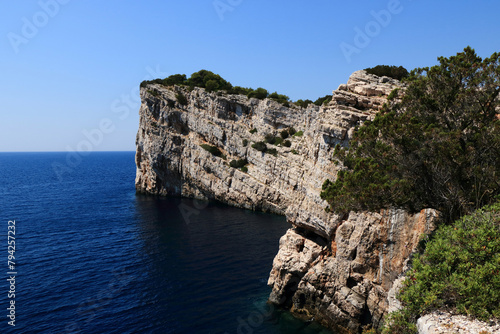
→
(0, 152, 335, 334)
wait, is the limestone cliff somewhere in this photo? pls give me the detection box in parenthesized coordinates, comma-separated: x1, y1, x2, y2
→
(135, 70, 439, 333)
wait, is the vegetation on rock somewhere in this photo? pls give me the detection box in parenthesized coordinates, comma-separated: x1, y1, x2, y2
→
(175, 92, 188, 106)
(321, 47, 500, 223)
(364, 65, 409, 81)
(229, 159, 248, 169)
(383, 200, 500, 333)
(200, 144, 223, 157)
(251, 141, 267, 152)
(141, 70, 331, 107)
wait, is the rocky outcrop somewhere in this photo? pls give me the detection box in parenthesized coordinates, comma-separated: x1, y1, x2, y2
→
(417, 312, 500, 334)
(135, 70, 437, 332)
(268, 209, 438, 333)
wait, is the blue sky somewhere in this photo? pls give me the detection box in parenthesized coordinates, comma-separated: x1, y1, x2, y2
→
(1, 0, 499, 152)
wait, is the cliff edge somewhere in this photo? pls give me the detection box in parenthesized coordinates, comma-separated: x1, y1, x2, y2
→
(135, 70, 439, 333)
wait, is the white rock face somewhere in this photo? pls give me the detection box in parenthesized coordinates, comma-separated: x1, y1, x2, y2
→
(417, 312, 500, 334)
(135, 71, 440, 333)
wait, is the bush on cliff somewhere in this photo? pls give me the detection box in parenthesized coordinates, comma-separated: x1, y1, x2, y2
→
(383, 201, 500, 333)
(364, 65, 409, 81)
(186, 70, 233, 92)
(200, 144, 223, 157)
(164, 74, 187, 86)
(294, 99, 313, 108)
(251, 141, 267, 152)
(175, 92, 188, 106)
(229, 159, 248, 168)
(321, 47, 500, 223)
(247, 87, 269, 99)
(314, 95, 332, 106)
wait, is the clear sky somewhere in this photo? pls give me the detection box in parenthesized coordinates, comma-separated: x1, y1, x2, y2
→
(1, 0, 499, 152)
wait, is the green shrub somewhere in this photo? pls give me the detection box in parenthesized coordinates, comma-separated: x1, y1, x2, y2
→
(252, 141, 267, 152)
(147, 89, 159, 97)
(186, 69, 232, 92)
(384, 201, 500, 333)
(167, 100, 175, 108)
(321, 48, 500, 222)
(163, 74, 187, 86)
(249, 128, 257, 134)
(267, 148, 278, 156)
(364, 65, 409, 81)
(200, 144, 223, 157)
(269, 91, 290, 105)
(288, 127, 296, 136)
(293, 130, 303, 137)
(314, 95, 332, 106)
(295, 99, 313, 108)
(291, 149, 298, 154)
(247, 87, 268, 99)
(231, 86, 253, 95)
(242, 139, 248, 147)
(229, 158, 248, 168)
(205, 80, 219, 92)
(283, 140, 291, 147)
(280, 129, 289, 139)
(264, 134, 283, 146)
(241, 166, 248, 173)
(176, 92, 188, 106)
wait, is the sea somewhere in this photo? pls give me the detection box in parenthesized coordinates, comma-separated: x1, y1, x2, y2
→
(0, 152, 336, 334)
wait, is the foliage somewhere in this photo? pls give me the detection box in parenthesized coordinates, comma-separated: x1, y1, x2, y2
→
(205, 79, 219, 92)
(251, 141, 267, 152)
(269, 91, 290, 105)
(175, 92, 188, 106)
(265, 133, 276, 144)
(288, 127, 296, 136)
(295, 99, 313, 108)
(231, 86, 254, 96)
(314, 95, 332, 106)
(200, 144, 223, 157)
(267, 148, 278, 156)
(383, 201, 500, 333)
(249, 128, 258, 134)
(280, 129, 289, 139)
(242, 139, 248, 147)
(141, 71, 313, 106)
(321, 47, 500, 222)
(147, 89, 159, 97)
(186, 69, 233, 92)
(163, 74, 187, 86)
(293, 130, 303, 137)
(241, 166, 248, 173)
(247, 87, 269, 99)
(230, 159, 248, 168)
(283, 140, 292, 147)
(364, 65, 409, 81)
(291, 149, 298, 155)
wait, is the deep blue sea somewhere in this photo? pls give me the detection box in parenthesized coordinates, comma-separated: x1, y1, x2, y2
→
(0, 152, 335, 334)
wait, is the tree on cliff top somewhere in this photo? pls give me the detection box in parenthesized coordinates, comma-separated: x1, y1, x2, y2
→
(321, 47, 500, 222)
